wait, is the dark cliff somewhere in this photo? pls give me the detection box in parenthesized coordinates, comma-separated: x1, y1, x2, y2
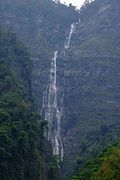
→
(0, 0, 120, 179)
(61, 0, 120, 177)
(0, 0, 78, 112)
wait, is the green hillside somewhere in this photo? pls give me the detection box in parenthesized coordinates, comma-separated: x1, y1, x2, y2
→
(0, 27, 59, 180)
(71, 143, 120, 180)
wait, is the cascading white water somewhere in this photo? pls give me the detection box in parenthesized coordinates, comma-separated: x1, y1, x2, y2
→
(64, 23, 76, 49)
(41, 51, 63, 160)
(47, 51, 62, 157)
(41, 22, 77, 161)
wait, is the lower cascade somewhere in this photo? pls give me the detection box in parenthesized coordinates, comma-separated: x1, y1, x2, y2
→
(41, 51, 64, 161)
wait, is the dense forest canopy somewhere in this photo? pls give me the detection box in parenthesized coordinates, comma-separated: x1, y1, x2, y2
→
(0, 27, 59, 180)
(71, 143, 120, 180)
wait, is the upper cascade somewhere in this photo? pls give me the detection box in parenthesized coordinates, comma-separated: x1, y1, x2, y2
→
(64, 23, 76, 49)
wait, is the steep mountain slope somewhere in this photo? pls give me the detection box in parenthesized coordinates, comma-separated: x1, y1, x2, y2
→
(1, 0, 120, 179)
(0, 0, 79, 177)
(61, 0, 120, 177)
(0, 0, 79, 111)
(0, 27, 59, 180)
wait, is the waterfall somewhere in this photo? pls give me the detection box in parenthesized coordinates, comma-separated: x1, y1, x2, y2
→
(41, 51, 63, 160)
(41, 22, 76, 161)
(47, 51, 62, 157)
(64, 23, 76, 49)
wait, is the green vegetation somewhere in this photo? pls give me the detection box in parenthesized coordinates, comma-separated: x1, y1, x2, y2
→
(0, 27, 59, 180)
(71, 143, 120, 180)
(0, 1, 79, 179)
(1, 0, 120, 179)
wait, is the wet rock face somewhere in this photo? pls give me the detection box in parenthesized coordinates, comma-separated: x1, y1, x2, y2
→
(60, 0, 120, 177)
(1, 0, 120, 178)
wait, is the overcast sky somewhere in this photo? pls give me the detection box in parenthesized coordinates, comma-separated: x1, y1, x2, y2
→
(60, 0, 85, 8)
